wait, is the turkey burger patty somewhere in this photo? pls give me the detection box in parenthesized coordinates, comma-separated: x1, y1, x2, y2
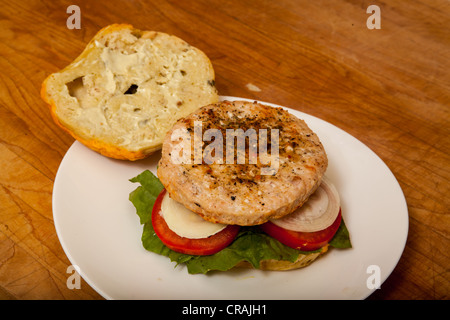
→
(157, 100, 328, 226)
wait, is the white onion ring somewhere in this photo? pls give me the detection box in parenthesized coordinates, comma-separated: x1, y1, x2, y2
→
(271, 176, 340, 232)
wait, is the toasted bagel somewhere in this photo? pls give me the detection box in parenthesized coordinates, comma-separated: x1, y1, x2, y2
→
(236, 245, 327, 271)
(41, 24, 218, 160)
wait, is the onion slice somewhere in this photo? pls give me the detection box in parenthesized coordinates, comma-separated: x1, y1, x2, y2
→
(271, 176, 340, 232)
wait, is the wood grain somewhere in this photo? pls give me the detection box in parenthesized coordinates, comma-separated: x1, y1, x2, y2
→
(0, 0, 448, 300)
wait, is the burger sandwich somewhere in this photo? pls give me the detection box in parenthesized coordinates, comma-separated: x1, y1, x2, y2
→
(129, 100, 351, 274)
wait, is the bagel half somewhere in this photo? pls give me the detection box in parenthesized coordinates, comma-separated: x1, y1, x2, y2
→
(236, 245, 327, 271)
(41, 24, 218, 160)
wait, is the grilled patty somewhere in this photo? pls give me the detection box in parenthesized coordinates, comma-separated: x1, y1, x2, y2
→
(157, 100, 328, 226)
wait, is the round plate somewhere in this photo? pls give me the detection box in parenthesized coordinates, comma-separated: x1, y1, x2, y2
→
(53, 96, 408, 299)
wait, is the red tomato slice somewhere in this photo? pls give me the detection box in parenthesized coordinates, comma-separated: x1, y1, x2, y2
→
(260, 209, 342, 251)
(151, 189, 240, 255)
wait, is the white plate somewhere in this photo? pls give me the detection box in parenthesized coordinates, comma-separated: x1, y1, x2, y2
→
(53, 96, 408, 300)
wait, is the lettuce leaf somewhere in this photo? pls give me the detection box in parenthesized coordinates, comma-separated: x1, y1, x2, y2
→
(129, 170, 164, 224)
(129, 170, 352, 274)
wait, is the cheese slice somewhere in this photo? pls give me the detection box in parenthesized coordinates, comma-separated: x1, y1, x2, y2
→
(160, 193, 227, 239)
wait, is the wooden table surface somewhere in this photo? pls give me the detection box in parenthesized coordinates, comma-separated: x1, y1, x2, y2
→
(0, 0, 448, 300)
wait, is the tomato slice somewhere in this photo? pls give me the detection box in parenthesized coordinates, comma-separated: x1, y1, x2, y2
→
(151, 189, 240, 255)
(260, 209, 342, 251)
